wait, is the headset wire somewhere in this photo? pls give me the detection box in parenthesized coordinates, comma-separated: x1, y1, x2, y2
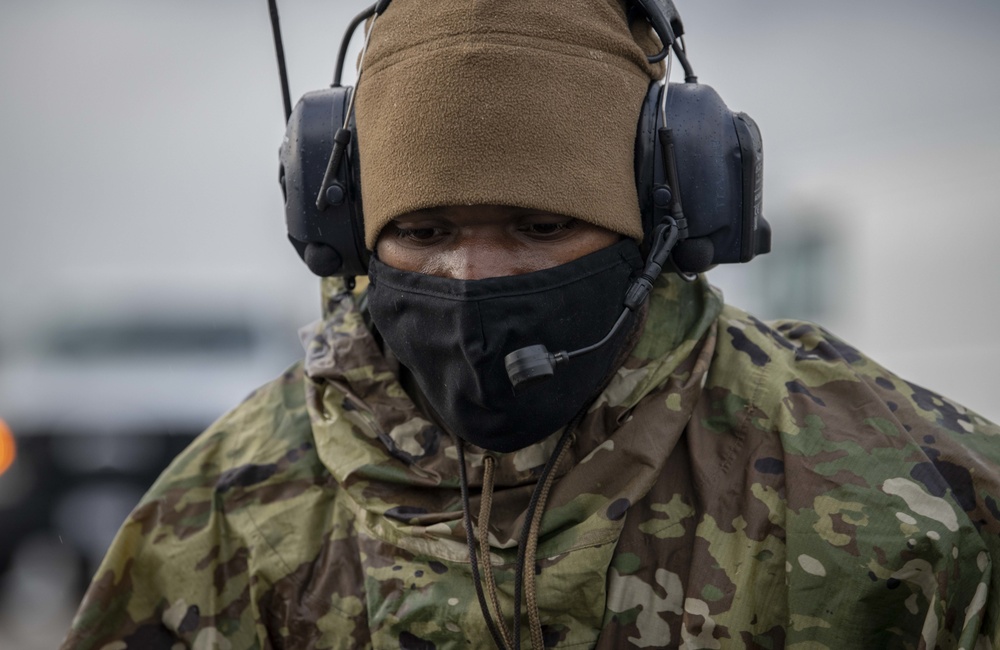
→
(267, 0, 292, 122)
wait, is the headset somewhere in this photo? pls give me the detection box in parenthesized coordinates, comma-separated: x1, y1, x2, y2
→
(269, 0, 771, 281)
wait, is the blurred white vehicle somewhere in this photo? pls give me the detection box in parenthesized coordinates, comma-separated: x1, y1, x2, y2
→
(0, 308, 302, 438)
(0, 301, 305, 599)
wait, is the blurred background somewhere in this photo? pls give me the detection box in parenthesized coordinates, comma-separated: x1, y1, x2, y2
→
(1, 0, 998, 646)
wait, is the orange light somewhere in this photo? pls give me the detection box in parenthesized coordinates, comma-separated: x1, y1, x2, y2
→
(0, 418, 15, 477)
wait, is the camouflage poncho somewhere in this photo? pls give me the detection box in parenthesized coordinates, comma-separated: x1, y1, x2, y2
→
(63, 274, 1000, 649)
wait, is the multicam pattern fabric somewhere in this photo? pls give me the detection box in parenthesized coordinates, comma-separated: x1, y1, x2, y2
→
(63, 274, 1000, 649)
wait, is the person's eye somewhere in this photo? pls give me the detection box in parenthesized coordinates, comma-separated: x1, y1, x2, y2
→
(397, 227, 440, 240)
(390, 223, 448, 244)
(519, 218, 576, 239)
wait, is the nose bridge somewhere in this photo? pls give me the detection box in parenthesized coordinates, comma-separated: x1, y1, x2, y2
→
(443, 239, 509, 281)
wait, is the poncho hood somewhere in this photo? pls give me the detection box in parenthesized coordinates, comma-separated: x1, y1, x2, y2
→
(301, 272, 721, 557)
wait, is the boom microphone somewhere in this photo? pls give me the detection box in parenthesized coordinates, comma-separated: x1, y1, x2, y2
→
(504, 220, 680, 390)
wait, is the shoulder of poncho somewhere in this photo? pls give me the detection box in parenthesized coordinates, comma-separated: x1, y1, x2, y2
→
(709, 303, 1000, 447)
(140, 360, 324, 506)
(61, 363, 359, 648)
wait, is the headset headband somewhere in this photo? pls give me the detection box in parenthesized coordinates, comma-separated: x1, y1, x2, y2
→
(269, 0, 771, 279)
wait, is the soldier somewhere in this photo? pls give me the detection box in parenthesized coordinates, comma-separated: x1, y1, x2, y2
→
(64, 0, 1000, 648)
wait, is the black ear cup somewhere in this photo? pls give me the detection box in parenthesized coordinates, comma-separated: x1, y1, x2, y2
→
(280, 88, 369, 277)
(634, 81, 771, 274)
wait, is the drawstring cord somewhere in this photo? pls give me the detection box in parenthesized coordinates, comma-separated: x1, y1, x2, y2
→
(512, 419, 578, 649)
(479, 456, 515, 650)
(521, 438, 571, 650)
(458, 412, 582, 649)
(458, 441, 511, 649)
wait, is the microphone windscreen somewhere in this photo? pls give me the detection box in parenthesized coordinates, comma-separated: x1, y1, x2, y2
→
(504, 344, 556, 391)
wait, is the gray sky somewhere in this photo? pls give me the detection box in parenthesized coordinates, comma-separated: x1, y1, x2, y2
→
(1, 0, 998, 417)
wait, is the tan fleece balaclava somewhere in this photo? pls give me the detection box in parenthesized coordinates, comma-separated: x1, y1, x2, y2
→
(355, 0, 665, 249)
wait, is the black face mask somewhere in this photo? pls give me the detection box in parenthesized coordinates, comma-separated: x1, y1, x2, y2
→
(367, 240, 644, 452)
